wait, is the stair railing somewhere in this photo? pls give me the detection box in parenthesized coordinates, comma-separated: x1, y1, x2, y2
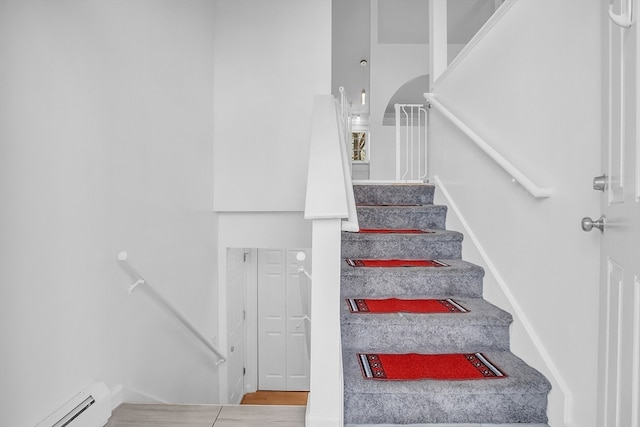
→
(304, 94, 351, 427)
(338, 87, 353, 163)
(395, 103, 428, 181)
(117, 251, 226, 365)
(337, 88, 360, 232)
(424, 93, 552, 198)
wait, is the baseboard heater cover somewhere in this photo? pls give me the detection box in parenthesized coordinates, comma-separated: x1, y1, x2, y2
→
(36, 382, 111, 427)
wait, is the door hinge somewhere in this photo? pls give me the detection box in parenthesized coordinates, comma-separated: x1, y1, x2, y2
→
(243, 310, 246, 320)
(243, 367, 246, 376)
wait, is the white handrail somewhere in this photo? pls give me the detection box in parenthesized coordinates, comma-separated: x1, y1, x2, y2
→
(117, 251, 226, 365)
(424, 93, 552, 198)
(609, 0, 633, 28)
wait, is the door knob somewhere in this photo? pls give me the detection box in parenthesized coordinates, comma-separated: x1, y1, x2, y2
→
(582, 215, 606, 232)
(593, 174, 607, 192)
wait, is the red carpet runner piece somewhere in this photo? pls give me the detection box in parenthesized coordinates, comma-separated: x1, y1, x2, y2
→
(346, 298, 469, 313)
(358, 228, 433, 234)
(346, 259, 449, 268)
(358, 352, 507, 380)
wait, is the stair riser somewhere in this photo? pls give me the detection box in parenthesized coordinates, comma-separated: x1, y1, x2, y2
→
(342, 236, 462, 259)
(354, 185, 434, 205)
(341, 271, 484, 299)
(356, 206, 447, 230)
(341, 323, 511, 353)
(344, 392, 549, 424)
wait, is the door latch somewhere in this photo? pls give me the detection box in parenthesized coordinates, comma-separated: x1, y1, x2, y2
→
(593, 174, 607, 192)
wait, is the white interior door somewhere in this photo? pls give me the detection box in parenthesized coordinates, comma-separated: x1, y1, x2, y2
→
(226, 248, 247, 404)
(258, 248, 311, 391)
(597, 2, 640, 425)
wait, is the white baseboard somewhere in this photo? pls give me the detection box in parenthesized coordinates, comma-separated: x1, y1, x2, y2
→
(111, 385, 168, 407)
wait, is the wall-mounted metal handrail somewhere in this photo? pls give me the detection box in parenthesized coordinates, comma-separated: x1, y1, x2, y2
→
(609, 0, 633, 28)
(117, 251, 226, 365)
(424, 93, 552, 199)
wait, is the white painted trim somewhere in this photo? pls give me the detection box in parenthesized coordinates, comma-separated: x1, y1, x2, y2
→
(433, 175, 573, 425)
(433, 0, 517, 88)
(111, 385, 123, 410)
(116, 386, 169, 404)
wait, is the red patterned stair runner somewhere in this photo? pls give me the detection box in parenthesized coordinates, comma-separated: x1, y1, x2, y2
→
(358, 228, 433, 234)
(358, 352, 507, 380)
(346, 298, 468, 313)
(346, 259, 449, 268)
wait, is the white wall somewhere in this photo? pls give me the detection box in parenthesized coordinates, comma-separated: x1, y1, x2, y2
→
(430, 1, 602, 425)
(213, 0, 331, 212)
(369, 0, 429, 180)
(212, 0, 330, 401)
(368, 1, 468, 180)
(0, 2, 218, 426)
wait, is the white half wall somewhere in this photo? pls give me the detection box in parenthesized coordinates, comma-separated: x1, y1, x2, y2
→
(212, 0, 331, 212)
(429, 1, 602, 425)
(0, 2, 218, 425)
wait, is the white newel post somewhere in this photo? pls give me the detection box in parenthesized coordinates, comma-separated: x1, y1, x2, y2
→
(306, 218, 344, 427)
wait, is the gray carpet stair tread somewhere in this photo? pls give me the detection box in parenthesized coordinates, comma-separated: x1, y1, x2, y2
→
(343, 349, 551, 395)
(341, 297, 512, 328)
(342, 350, 551, 424)
(356, 204, 447, 230)
(342, 229, 463, 259)
(354, 183, 435, 206)
(341, 258, 485, 299)
(341, 298, 512, 352)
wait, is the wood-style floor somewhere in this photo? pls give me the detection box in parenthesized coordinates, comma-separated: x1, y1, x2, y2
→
(240, 391, 308, 406)
(106, 402, 305, 427)
(105, 392, 308, 427)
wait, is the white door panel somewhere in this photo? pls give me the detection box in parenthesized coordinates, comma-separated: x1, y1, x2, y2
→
(258, 248, 311, 391)
(258, 250, 287, 390)
(598, 2, 640, 425)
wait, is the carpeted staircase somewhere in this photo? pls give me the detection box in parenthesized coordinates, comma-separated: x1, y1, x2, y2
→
(341, 183, 551, 425)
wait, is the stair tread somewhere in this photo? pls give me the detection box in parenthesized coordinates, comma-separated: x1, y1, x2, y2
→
(342, 229, 463, 260)
(356, 205, 447, 231)
(343, 349, 551, 395)
(341, 258, 483, 276)
(354, 183, 435, 206)
(343, 228, 462, 242)
(341, 297, 512, 326)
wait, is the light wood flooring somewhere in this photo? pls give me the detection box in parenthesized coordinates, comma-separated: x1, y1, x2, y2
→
(240, 391, 308, 406)
(106, 393, 307, 427)
(105, 403, 305, 427)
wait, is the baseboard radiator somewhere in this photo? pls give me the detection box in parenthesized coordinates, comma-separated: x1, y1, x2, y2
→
(36, 383, 111, 427)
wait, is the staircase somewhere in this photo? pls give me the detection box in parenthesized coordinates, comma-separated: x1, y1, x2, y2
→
(340, 183, 551, 425)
